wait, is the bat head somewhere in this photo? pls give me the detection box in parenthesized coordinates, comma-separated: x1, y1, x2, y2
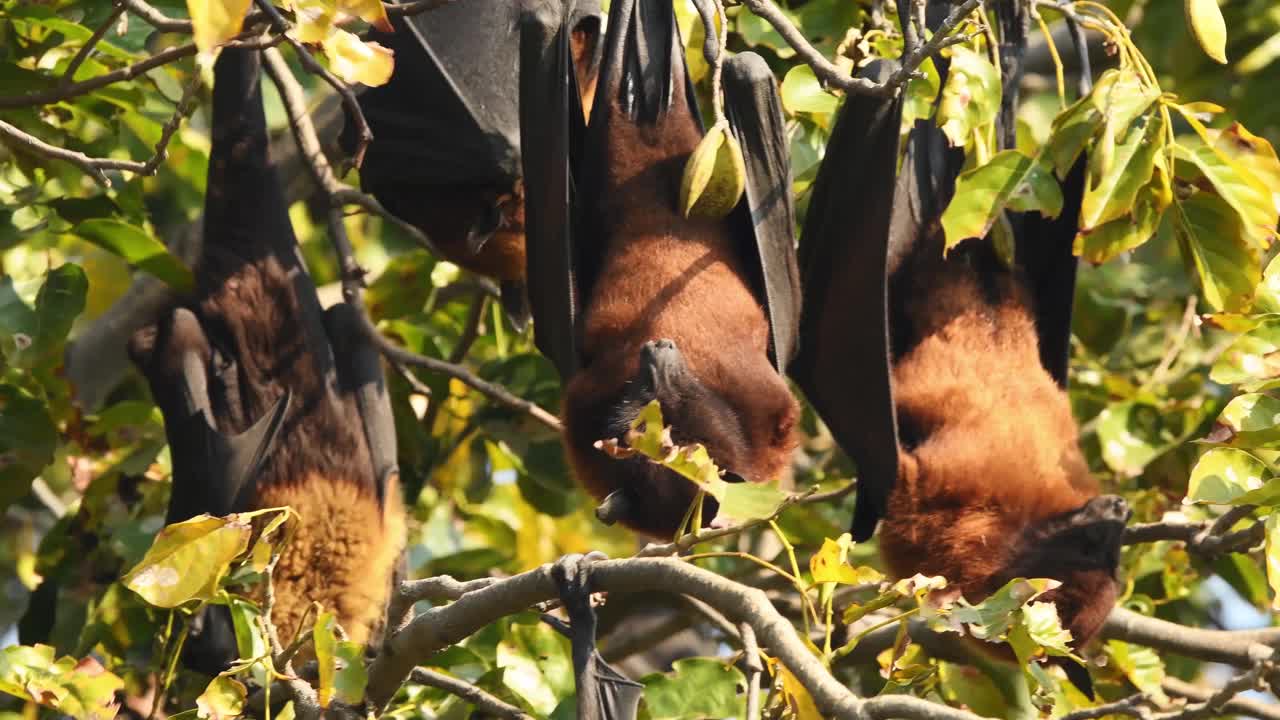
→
(564, 338, 797, 537)
(1002, 494, 1130, 650)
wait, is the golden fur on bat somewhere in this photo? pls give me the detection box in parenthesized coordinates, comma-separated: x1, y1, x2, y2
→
(878, 244, 1119, 651)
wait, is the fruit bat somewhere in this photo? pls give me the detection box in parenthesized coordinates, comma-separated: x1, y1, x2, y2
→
(130, 46, 405, 673)
(518, 0, 803, 538)
(790, 1, 1126, 695)
(344, 0, 604, 327)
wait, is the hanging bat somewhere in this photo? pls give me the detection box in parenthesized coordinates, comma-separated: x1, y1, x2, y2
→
(130, 46, 405, 673)
(790, 6, 1125, 695)
(345, 0, 604, 327)
(519, 0, 803, 538)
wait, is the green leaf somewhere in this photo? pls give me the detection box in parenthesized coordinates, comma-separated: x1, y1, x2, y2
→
(1174, 135, 1278, 252)
(1266, 514, 1280, 611)
(0, 384, 57, 510)
(642, 657, 746, 720)
(366, 249, 435, 320)
(717, 481, 790, 523)
(498, 620, 574, 716)
(1211, 318, 1280, 385)
(1021, 602, 1074, 656)
(941, 150, 1062, 249)
(0, 264, 89, 370)
(1185, 447, 1274, 505)
(1074, 166, 1168, 263)
(1106, 640, 1167, 702)
(937, 46, 1001, 147)
(1081, 111, 1166, 230)
(1044, 69, 1159, 177)
(780, 65, 838, 116)
(680, 124, 746, 220)
(1175, 193, 1261, 313)
(0, 646, 124, 720)
(1214, 393, 1280, 447)
(74, 219, 195, 291)
(1095, 401, 1167, 475)
(196, 676, 246, 720)
(122, 514, 252, 607)
(944, 578, 1056, 643)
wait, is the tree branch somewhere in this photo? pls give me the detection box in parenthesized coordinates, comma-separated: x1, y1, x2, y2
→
(367, 557, 866, 717)
(1103, 607, 1280, 667)
(61, 2, 129, 87)
(409, 668, 532, 719)
(737, 0, 980, 97)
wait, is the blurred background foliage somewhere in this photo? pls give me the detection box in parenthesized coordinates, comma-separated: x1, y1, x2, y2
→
(1, 0, 1279, 717)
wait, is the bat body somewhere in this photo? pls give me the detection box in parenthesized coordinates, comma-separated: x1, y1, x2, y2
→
(520, 0, 802, 538)
(793, 38, 1126, 684)
(347, 0, 603, 324)
(131, 47, 404, 671)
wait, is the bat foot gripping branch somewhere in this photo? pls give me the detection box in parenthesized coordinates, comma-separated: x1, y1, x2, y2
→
(541, 553, 643, 720)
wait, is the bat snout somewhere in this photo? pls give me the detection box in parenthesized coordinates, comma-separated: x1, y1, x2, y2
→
(1086, 494, 1131, 524)
(640, 338, 685, 390)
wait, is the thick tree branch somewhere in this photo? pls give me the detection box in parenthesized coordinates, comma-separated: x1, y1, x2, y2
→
(409, 668, 532, 719)
(1103, 607, 1280, 667)
(367, 557, 866, 717)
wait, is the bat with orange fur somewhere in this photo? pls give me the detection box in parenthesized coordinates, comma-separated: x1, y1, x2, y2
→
(519, 0, 802, 539)
(791, 1, 1125, 696)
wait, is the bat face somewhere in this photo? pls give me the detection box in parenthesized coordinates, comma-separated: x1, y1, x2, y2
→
(564, 338, 797, 537)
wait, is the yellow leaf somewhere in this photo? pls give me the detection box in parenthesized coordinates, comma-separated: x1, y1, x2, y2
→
(291, 0, 336, 45)
(772, 657, 823, 720)
(186, 0, 252, 55)
(122, 515, 252, 608)
(1185, 0, 1228, 64)
(196, 676, 246, 720)
(1266, 514, 1280, 611)
(680, 124, 746, 219)
(339, 0, 392, 32)
(322, 30, 395, 87)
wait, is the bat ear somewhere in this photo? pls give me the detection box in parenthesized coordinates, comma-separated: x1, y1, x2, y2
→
(771, 399, 798, 447)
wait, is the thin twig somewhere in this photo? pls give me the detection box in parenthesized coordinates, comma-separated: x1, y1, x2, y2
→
(1163, 676, 1280, 720)
(263, 46, 562, 433)
(1124, 514, 1265, 556)
(384, 0, 461, 15)
(448, 292, 489, 364)
(634, 481, 856, 558)
(61, 2, 129, 87)
(1058, 694, 1153, 720)
(1145, 295, 1199, 389)
(409, 668, 533, 719)
(254, 0, 373, 167)
(0, 43, 194, 109)
(737, 0, 978, 96)
(740, 622, 763, 720)
(1, 119, 126, 188)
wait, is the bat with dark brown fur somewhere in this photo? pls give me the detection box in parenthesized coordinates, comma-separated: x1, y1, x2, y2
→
(519, 0, 802, 539)
(130, 46, 405, 674)
(791, 1, 1125, 697)
(344, 0, 604, 328)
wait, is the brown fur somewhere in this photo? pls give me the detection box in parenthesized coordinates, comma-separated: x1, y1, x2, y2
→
(878, 248, 1117, 651)
(255, 474, 406, 652)
(562, 90, 799, 538)
(197, 244, 405, 646)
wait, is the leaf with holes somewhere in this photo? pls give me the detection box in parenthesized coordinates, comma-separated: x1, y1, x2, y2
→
(937, 46, 1001, 147)
(1080, 110, 1166, 230)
